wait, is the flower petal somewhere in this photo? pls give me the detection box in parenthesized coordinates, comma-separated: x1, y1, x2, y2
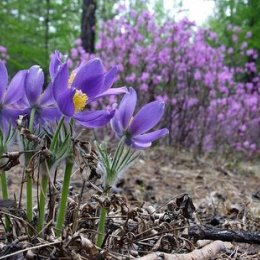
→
(2, 107, 23, 125)
(25, 65, 44, 105)
(75, 109, 115, 128)
(100, 66, 118, 92)
(90, 87, 128, 102)
(74, 109, 110, 121)
(0, 61, 8, 100)
(129, 101, 165, 136)
(111, 114, 124, 137)
(52, 63, 69, 100)
(37, 107, 61, 123)
(118, 87, 137, 129)
(49, 50, 63, 80)
(4, 70, 27, 105)
(56, 88, 75, 117)
(71, 58, 105, 98)
(39, 83, 55, 106)
(131, 141, 152, 149)
(132, 128, 169, 144)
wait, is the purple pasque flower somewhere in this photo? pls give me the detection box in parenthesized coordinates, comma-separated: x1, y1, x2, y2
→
(23, 65, 61, 124)
(49, 50, 63, 81)
(52, 58, 127, 128)
(111, 87, 169, 149)
(0, 61, 27, 132)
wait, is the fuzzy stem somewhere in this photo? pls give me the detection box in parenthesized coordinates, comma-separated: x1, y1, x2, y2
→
(37, 161, 49, 234)
(50, 116, 64, 151)
(26, 167, 33, 222)
(25, 108, 37, 223)
(0, 170, 11, 231)
(0, 171, 8, 200)
(96, 207, 107, 248)
(29, 107, 36, 133)
(55, 157, 73, 236)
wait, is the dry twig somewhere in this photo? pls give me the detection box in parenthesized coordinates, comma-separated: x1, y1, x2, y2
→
(137, 240, 228, 260)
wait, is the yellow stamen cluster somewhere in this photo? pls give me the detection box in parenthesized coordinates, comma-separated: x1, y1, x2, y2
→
(73, 90, 88, 112)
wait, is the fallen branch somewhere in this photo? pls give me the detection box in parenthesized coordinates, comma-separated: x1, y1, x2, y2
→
(188, 225, 260, 244)
(137, 240, 227, 260)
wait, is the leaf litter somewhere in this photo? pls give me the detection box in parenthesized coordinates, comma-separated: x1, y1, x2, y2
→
(0, 147, 259, 259)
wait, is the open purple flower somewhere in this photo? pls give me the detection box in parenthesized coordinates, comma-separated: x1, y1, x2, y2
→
(0, 61, 27, 132)
(22, 65, 61, 124)
(52, 58, 127, 128)
(111, 87, 169, 149)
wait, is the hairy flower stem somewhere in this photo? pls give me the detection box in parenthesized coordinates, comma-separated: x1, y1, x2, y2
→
(55, 157, 73, 236)
(95, 140, 141, 247)
(25, 161, 33, 223)
(29, 107, 36, 134)
(96, 206, 107, 248)
(50, 116, 64, 151)
(37, 161, 49, 235)
(25, 108, 36, 222)
(0, 171, 8, 201)
(25, 156, 33, 222)
(0, 170, 11, 231)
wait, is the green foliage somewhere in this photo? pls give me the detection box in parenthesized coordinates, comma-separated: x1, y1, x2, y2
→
(209, 0, 260, 52)
(153, 0, 166, 24)
(153, 0, 183, 24)
(0, 0, 176, 76)
(96, 139, 141, 188)
(0, 0, 81, 76)
(97, 0, 118, 21)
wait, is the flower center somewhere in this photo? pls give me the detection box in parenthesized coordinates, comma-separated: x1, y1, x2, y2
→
(73, 90, 88, 112)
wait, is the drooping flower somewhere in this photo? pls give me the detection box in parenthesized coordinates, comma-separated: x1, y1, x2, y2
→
(111, 87, 169, 149)
(52, 57, 127, 127)
(22, 65, 61, 124)
(0, 62, 28, 132)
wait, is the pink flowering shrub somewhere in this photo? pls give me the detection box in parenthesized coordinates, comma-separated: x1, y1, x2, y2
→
(68, 10, 260, 155)
(0, 45, 9, 63)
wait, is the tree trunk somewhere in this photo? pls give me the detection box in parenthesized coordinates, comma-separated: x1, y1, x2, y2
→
(81, 0, 97, 53)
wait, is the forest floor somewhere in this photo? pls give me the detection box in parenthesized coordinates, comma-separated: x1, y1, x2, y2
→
(116, 147, 260, 259)
(2, 146, 260, 259)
